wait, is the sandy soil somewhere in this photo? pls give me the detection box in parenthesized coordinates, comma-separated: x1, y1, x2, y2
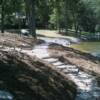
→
(48, 44, 100, 74)
(0, 32, 45, 50)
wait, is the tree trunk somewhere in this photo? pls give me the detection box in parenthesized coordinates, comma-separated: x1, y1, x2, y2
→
(72, 10, 79, 37)
(56, 2, 61, 33)
(64, 0, 68, 33)
(1, 0, 5, 33)
(25, 0, 36, 38)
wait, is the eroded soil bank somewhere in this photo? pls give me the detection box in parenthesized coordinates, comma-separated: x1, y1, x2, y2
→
(0, 32, 100, 99)
(48, 44, 100, 86)
(0, 50, 76, 100)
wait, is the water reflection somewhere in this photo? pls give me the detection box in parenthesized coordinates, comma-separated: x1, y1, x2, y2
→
(0, 90, 13, 100)
(92, 53, 100, 57)
(71, 42, 100, 57)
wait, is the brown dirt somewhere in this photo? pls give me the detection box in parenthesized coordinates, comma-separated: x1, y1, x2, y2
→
(48, 44, 100, 86)
(48, 44, 100, 74)
(0, 32, 45, 50)
(0, 32, 77, 100)
(0, 50, 76, 100)
(1, 32, 100, 99)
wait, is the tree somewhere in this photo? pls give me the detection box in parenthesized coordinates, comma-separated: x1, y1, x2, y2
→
(25, 0, 36, 38)
(0, 0, 24, 33)
(0, 0, 5, 33)
(78, 1, 97, 33)
(49, 0, 66, 32)
(35, 0, 51, 29)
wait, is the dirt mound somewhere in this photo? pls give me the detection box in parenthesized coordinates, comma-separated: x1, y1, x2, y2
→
(48, 44, 100, 86)
(49, 44, 100, 74)
(0, 32, 45, 50)
(0, 50, 76, 100)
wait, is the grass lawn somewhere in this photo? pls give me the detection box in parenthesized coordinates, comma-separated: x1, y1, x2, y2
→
(36, 30, 79, 43)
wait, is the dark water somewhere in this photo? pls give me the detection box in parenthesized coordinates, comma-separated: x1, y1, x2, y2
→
(71, 42, 100, 57)
(0, 90, 13, 100)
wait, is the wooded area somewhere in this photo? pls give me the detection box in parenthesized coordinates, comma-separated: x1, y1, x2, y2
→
(0, 0, 100, 38)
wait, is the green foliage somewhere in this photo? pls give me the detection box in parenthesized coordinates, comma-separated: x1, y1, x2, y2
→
(78, 2, 97, 32)
(35, 0, 52, 28)
(0, 0, 25, 28)
(49, 8, 58, 29)
(0, 0, 100, 35)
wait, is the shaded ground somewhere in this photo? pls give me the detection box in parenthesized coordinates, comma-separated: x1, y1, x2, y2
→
(0, 50, 76, 100)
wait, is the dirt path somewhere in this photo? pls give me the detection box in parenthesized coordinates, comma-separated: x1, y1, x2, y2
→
(32, 40, 100, 100)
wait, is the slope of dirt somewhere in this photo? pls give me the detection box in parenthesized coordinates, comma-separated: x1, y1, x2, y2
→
(0, 32, 45, 50)
(49, 44, 100, 74)
(48, 44, 100, 86)
(0, 50, 76, 100)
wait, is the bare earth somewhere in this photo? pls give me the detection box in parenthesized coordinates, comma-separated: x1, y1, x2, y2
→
(0, 32, 100, 76)
(0, 32, 76, 100)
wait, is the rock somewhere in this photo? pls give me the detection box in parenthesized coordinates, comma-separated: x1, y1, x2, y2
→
(0, 91, 13, 100)
(21, 29, 29, 36)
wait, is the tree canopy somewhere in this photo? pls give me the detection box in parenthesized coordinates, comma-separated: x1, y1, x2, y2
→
(0, 0, 100, 37)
